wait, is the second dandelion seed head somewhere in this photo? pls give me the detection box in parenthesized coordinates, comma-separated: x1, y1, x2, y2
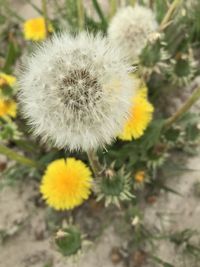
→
(108, 5, 158, 63)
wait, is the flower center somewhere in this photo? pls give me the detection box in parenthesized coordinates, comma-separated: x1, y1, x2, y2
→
(59, 69, 102, 112)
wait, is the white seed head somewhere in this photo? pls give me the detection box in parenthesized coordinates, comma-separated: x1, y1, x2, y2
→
(108, 5, 158, 63)
(18, 32, 135, 151)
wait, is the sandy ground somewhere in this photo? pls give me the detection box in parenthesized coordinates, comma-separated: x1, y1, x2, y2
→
(0, 154, 200, 267)
(0, 180, 124, 267)
(143, 155, 200, 267)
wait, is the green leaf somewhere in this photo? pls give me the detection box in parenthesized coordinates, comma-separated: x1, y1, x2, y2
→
(139, 119, 165, 150)
(164, 128, 180, 142)
(161, 185, 182, 196)
(3, 41, 20, 73)
(38, 151, 61, 167)
(151, 255, 175, 267)
(26, 0, 43, 15)
(155, 0, 168, 23)
(92, 0, 107, 31)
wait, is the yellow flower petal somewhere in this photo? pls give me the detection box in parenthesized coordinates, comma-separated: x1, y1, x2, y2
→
(23, 17, 53, 41)
(40, 158, 93, 210)
(134, 171, 145, 183)
(0, 73, 16, 87)
(119, 86, 154, 141)
(0, 99, 17, 118)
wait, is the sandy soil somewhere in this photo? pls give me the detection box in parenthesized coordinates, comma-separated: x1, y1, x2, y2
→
(0, 180, 124, 267)
(0, 154, 200, 267)
(143, 155, 200, 267)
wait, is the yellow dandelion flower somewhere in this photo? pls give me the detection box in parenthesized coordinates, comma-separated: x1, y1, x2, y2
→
(0, 99, 17, 118)
(134, 171, 145, 183)
(119, 86, 154, 141)
(0, 73, 16, 88)
(23, 17, 53, 41)
(40, 158, 93, 210)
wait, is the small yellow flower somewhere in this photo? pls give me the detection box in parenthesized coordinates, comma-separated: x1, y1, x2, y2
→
(0, 73, 16, 88)
(119, 86, 154, 140)
(134, 171, 145, 183)
(40, 158, 93, 210)
(0, 99, 17, 118)
(23, 17, 53, 41)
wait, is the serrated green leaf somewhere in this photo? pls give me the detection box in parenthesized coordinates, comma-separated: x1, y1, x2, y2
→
(3, 41, 20, 73)
(139, 119, 165, 150)
(92, 0, 107, 31)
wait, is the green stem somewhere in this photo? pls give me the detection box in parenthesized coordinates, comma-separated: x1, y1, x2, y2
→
(77, 0, 85, 30)
(109, 0, 117, 19)
(41, 0, 49, 38)
(159, 0, 182, 31)
(163, 87, 200, 130)
(3, 4, 24, 22)
(92, 0, 108, 29)
(27, 0, 43, 15)
(129, 0, 136, 6)
(0, 143, 38, 168)
(87, 149, 102, 178)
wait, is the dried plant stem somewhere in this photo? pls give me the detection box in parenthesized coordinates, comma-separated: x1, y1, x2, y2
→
(0, 143, 38, 168)
(159, 0, 182, 31)
(149, 0, 154, 9)
(87, 149, 102, 178)
(77, 0, 85, 30)
(164, 87, 200, 130)
(41, 0, 49, 37)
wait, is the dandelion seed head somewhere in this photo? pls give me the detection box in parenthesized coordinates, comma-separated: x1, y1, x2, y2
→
(19, 32, 135, 151)
(108, 5, 158, 63)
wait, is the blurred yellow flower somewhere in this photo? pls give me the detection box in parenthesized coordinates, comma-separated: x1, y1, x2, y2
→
(134, 171, 145, 183)
(119, 86, 154, 140)
(40, 158, 93, 210)
(0, 73, 16, 88)
(23, 17, 53, 41)
(0, 99, 17, 118)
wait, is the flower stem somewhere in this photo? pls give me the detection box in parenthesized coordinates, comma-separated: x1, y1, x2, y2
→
(0, 143, 38, 168)
(159, 0, 182, 31)
(77, 0, 85, 30)
(41, 0, 49, 38)
(109, 0, 117, 19)
(129, 0, 136, 6)
(87, 149, 102, 178)
(163, 87, 200, 130)
(92, 0, 108, 29)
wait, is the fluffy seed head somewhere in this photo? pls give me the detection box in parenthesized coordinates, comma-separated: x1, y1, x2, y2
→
(108, 5, 158, 63)
(18, 32, 135, 151)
